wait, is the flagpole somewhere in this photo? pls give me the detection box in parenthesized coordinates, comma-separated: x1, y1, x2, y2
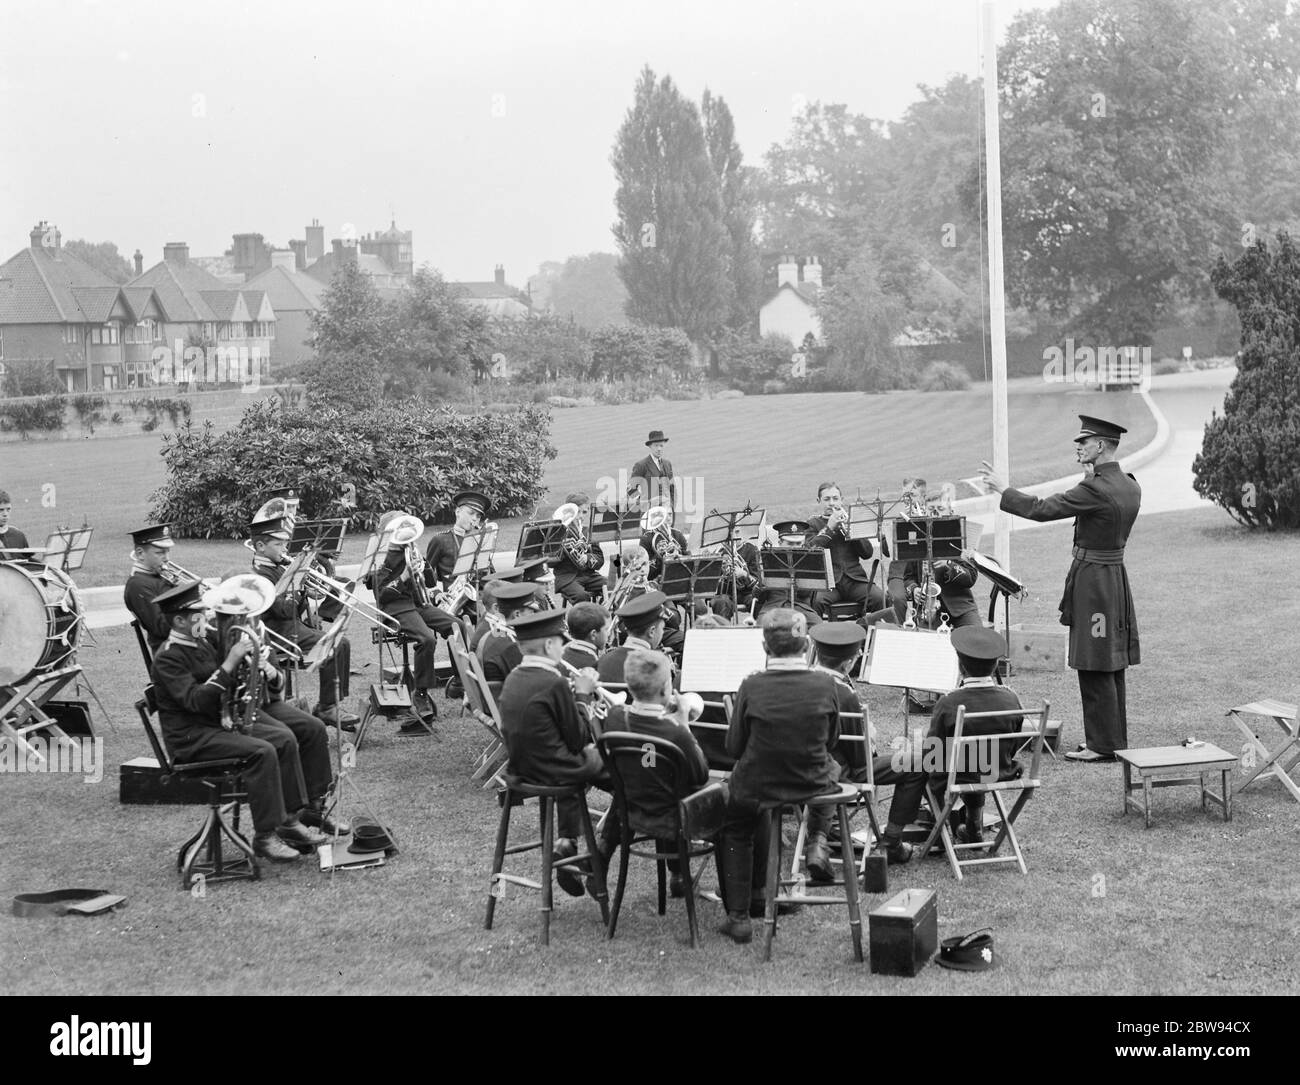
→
(982, 0, 1011, 572)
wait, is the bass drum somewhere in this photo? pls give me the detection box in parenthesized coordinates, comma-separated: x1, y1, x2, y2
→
(0, 561, 83, 686)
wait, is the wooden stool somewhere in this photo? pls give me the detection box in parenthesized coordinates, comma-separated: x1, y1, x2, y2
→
(1116, 745, 1237, 829)
(761, 784, 864, 963)
(485, 777, 610, 946)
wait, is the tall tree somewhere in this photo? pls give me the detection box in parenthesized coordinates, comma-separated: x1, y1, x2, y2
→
(545, 253, 629, 330)
(702, 89, 763, 333)
(306, 258, 388, 409)
(612, 67, 731, 347)
(816, 243, 906, 391)
(63, 239, 133, 283)
(388, 267, 492, 394)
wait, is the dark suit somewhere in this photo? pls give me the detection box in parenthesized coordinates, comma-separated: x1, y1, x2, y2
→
(1000, 460, 1140, 755)
(254, 556, 350, 708)
(0, 526, 30, 558)
(124, 569, 172, 656)
(924, 681, 1024, 819)
(888, 558, 980, 629)
(374, 546, 455, 689)
(629, 454, 676, 510)
(807, 515, 885, 614)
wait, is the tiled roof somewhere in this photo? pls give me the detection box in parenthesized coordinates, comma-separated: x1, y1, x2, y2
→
(130, 260, 231, 322)
(198, 290, 248, 323)
(760, 281, 820, 308)
(243, 266, 325, 312)
(0, 245, 117, 323)
(69, 285, 125, 322)
(120, 286, 167, 322)
(452, 281, 527, 300)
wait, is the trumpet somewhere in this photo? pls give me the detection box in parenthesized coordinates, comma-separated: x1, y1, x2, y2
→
(147, 557, 204, 586)
(557, 658, 628, 720)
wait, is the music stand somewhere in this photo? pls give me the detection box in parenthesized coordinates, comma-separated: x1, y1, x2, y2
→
(700, 505, 765, 616)
(42, 526, 93, 573)
(304, 607, 400, 865)
(759, 547, 833, 611)
(289, 519, 346, 556)
(515, 520, 567, 566)
(661, 555, 725, 627)
(860, 625, 960, 732)
(590, 504, 643, 584)
(452, 525, 498, 589)
(966, 549, 1027, 669)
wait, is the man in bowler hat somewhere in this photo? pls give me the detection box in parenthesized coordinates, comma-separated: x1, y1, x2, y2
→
(629, 429, 676, 511)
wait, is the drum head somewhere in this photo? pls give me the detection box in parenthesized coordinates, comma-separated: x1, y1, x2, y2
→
(0, 563, 49, 684)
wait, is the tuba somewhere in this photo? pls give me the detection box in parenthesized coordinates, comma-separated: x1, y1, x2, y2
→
(554, 503, 600, 570)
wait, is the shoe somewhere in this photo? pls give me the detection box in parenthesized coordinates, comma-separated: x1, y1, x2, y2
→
(397, 719, 433, 736)
(313, 704, 358, 732)
(804, 833, 834, 884)
(1065, 748, 1114, 762)
(552, 838, 585, 897)
(278, 820, 329, 851)
(253, 832, 301, 862)
(301, 804, 351, 836)
(669, 874, 686, 899)
(883, 839, 914, 865)
(718, 912, 753, 944)
(413, 689, 439, 719)
(956, 824, 985, 849)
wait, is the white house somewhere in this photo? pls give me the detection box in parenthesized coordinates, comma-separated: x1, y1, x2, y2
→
(759, 255, 822, 344)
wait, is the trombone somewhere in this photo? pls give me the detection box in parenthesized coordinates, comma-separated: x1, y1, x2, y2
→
(300, 565, 399, 633)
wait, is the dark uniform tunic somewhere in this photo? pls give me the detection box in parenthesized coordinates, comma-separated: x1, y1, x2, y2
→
(254, 555, 350, 707)
(807, 515, 882, 610)
(1, 526, 31, 559)
(888, 557, 981, 629)
(124, 569, 172, 655)
(374, 546, 455, 689)
(424, 530, 461, 588)
(498, 657, 605, 839)
(1000, 461, 1140, 754)
(924, 680, 1025, 817)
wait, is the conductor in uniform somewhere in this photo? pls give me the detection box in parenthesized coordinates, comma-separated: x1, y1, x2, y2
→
(979, 415, 1140, 762)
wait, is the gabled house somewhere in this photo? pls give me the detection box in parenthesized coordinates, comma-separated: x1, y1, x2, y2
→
(0, 222, 171, 391)
(451, 265, 531, 319)
(129, 242, 276, 383)
(244, 250, 328, 366)
(758, 255, 823, 346)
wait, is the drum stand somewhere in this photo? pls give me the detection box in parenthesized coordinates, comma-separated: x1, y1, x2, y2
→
(0, 665, 81, 767)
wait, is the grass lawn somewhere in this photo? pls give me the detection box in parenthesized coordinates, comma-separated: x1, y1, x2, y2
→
(2, 504, 1297, 996)
(0, 381, 1154, 588)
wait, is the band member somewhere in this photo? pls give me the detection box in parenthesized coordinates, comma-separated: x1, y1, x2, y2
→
(0, 490, 30, 557)
(804, 623, 925, 879)
(562, 602, 611, 672)
(148, 580, 332, 862)
(718, 609, 842, 944)
(639, 506, 689, 581)
(552, 492, 606, 604)
(753, 521, 822, 627)
(887, 556, 981, 629)
(424, 489, 492, 618)
(715, 535, 760, 613)
(599, 591, 670, 685)
(599, 648, 711, 899)
(924, 626, 1025, 845)
(497, 607, 610, 898)
(124, 523, 182, 656)
(472, 559, 549, 650)
(980, 415, 1140, 762)
(807, 482, 887, 616)
(608, 544, 654, 616)
(478, 581, 541, 686)
(250, 515, 359, 729)
(629, 429, 676, 511)
(374, 513, 457, 725)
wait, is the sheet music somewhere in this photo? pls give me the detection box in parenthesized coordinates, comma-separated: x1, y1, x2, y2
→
(679, 628, 768, 693)
(863, 627, 959, 693)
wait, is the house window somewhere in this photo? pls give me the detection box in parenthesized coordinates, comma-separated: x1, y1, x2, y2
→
(91, 324, 120, 345)
(63, 326, 80, 344)
(126, 320, 156, 344)
(102, 365, 118, 390)
(203, 323, 216, 340)
(124, 361, 153, 388)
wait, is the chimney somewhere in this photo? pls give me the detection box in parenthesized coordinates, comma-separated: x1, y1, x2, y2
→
(802, 256, 822, 290)
(332, 238, 343, 259)
(288, 239, 306, 270)
(163, 242, 189, 267)
(133, 249, 143, 276)
(270, 249, 296, 272)
(494, 264, 505, 286)
(777, 254, 799, 288)
(29, 221, 60, 252)
(305, 219, 324, 263)
(232, 233, 263, 273)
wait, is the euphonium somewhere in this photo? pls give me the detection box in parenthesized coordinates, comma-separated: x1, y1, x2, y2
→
(220, 618, 264, 735)
(554, 503, 598, 569)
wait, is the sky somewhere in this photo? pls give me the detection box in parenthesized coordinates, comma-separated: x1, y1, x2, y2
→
(0, 0, 1054, 284)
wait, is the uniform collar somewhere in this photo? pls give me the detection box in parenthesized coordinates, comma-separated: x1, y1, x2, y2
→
(624, 635, 654, 651)
(630, 702, 669, 717)
(767, 657, 809, 672)
(814, 663, 855, 686)
(567, 640, 599, 660)
(518, 655, 560, 675)
(959, 676, 999, 688)
(165, 631, 201, 650)
(130, 559, 160, 577)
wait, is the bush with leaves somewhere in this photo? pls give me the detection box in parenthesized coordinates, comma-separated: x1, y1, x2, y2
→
(489, 314, 592, 382)
(0, 395, 64, 437)
(150, 398, 556, 538)
(2, 360, 63, 398)
(1192, 233, 1300, 530)
(917, 360, 971, 392)
(590, 323, 692, 380)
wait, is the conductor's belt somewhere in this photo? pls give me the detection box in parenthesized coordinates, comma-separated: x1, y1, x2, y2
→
(1071, 546, 1125, 565)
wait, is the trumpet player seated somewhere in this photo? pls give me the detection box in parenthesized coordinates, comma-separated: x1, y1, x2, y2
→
(551, 493, 606, 605)
(478, 581, 541, 686)
(638, 505, 689, 582)
(717, 609, 844, 944)
(753, 521, 823, 627)
(599, 591, 673, 685)
(373, 512, 457, 721)
(497, 608, 614, 897)
(250, 515, 358, 729)
(807, 482, 886, 617)
(885, 556, 981, 630)
(562, 602, 611, 672)
(124, 522, 186, 657)
(804, 622, 924, 877)
(424, 489, 492, 621)
(148, 579, 335, 863)
(599, 648, 711, 898)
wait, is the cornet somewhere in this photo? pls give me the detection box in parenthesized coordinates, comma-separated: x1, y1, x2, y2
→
(557, 658, 628, 721)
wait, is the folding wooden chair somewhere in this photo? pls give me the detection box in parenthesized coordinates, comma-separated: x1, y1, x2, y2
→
(919, 701, 1050, 880)
(1227, 700, 1300, 804)
(130, 618, 155, 674)
(448, 638, 509, 790)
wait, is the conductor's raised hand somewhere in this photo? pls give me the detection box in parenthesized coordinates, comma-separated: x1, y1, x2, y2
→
(978, 460, 1008, 495)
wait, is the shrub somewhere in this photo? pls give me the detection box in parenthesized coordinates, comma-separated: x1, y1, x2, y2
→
(1192, 233, 1300, 530)
(150, 399, 556, 537)
(917, 360, 971, 392)
(0, 395, 64, 437)
(2, 360, 62, 397)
